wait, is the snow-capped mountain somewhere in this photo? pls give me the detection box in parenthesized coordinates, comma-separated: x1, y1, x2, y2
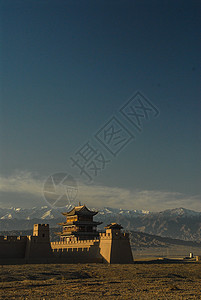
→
(93, 207, 150, 217)
(0, 206, 200, 242)
(158, 207, 201, 218)
(0, 206, 70, 220)
(0, 206, 150, 220)
(0, 206, 199, 221)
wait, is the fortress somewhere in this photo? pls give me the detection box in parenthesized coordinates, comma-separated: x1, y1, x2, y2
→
(0, 205, 133, 264)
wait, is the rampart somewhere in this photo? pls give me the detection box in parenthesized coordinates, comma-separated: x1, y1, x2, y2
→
(51, 239, 102, 263)
(0, 236, 28, 260)
(0, 224, 52, 264)
(0, 223, 133, 264)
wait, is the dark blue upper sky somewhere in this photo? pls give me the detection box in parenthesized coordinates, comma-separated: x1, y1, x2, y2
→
(0, 0, 200, 209)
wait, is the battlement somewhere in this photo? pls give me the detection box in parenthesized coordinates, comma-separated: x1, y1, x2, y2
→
(0, 236, 28, 242)
(34, 224, 49, 227)
(99, 232, 111, 237)
(51, 239, 99, 246)
(99, 231, 129, 239)
(53, 247, 90, 253)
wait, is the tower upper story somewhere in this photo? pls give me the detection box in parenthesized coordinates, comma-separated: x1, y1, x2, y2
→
(100, 223, 129, 240)
(62, 205, 99, 222)
(57, 205, 102, 241)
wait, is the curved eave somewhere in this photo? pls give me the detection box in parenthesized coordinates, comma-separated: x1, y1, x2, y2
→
(61, 205, 98, 217)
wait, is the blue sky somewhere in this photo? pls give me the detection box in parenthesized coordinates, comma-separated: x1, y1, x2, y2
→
(0, 0, 200, 210)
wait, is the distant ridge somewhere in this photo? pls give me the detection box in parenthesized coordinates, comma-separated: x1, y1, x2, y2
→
(1, 228, 200, 249)
(0, 206, 200, 242)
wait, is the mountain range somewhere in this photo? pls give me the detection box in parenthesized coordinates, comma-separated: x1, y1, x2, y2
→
(0, 206, 200, 242)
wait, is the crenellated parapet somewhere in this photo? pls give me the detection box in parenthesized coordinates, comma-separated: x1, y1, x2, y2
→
(0, 235, 28, 242)
(51, 238, 99, 246)
(99, 231, 129, 239)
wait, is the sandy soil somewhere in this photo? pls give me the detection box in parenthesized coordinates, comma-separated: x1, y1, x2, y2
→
(0, 261, 200, 299)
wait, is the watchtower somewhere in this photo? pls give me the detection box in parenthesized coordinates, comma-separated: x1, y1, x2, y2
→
(25, 224, 52, 261)
(33, 224, 50, 240)
(99, 223, 133, 264)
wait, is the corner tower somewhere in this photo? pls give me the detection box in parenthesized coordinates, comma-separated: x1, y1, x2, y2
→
(99, 223, 133, 264)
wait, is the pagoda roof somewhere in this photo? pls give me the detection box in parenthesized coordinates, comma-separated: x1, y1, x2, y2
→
(105, 223, 123, 230)
(62, 205, 98, 217)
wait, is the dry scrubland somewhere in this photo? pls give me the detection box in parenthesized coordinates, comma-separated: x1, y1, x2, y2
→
(0, 262, 201, 299)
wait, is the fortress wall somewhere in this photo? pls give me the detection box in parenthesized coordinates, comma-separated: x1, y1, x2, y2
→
(0, 236, 28, 259)
(51, 240, 102, 263)
(0, 223, 133, 264)
(0, 235, 52, 263)
(99, 234, 112, 263)
(26, 235, 52, 260)
(110, 237, 133, 264)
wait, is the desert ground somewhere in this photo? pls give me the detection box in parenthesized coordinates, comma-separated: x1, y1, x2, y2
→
(0, 261, 200, 299)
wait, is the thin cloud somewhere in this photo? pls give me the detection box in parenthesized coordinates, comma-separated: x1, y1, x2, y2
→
(0, 171, 200, 211)
(0, 171, 42, 196)
(78, 184, 201, 212)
